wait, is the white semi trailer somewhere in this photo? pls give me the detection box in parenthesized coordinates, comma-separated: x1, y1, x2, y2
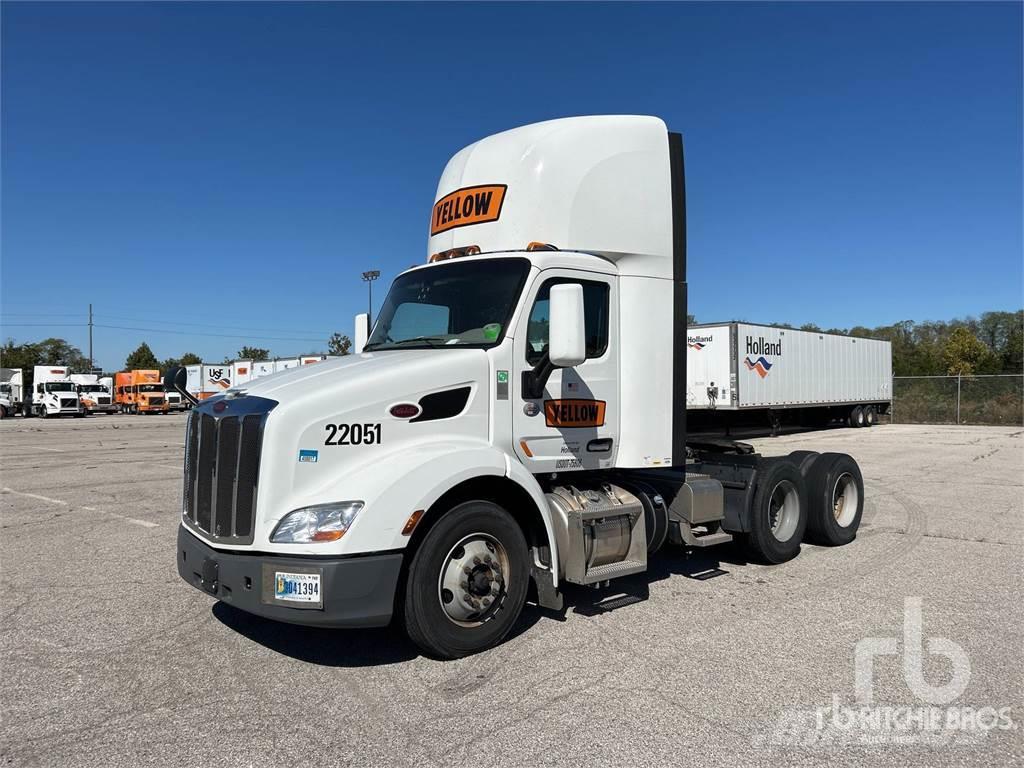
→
(170, 116, 866, 659)
(687, 322, 892, 434)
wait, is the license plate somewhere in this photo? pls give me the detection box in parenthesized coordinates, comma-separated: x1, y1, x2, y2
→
(274, 572, 321, 603)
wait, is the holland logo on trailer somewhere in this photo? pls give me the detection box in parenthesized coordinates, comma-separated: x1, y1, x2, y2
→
(744, 356, 774, 378)
(688, 342, 705, 350)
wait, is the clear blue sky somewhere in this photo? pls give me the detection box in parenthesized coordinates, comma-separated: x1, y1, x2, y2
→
(2, 2, 1021, 371)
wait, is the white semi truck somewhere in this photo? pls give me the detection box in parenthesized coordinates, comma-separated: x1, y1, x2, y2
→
(0, 368, 24, 418)
(687, 322, 893, 434)
(170, 116, 866, 659)
(33, 366, 83, 418)
(70, 374, 117, 415)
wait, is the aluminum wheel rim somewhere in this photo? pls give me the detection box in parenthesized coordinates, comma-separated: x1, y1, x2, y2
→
(768, 480, 800, 541)
(832, 473, 859, 527)
(438, 533, 509, 627)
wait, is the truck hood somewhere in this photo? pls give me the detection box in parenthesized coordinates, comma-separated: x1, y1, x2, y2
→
(206, 349, 493, 551)
(235, 349, 487, 406)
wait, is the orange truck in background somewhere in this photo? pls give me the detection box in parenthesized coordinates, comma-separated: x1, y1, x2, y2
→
(115, 370, 169, 414)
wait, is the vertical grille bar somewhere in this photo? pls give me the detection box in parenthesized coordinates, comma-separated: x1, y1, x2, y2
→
(183, 411, 199, 521)
(195, 414, 216, 532)
(214, 417, 240, 537)
(234, 415, 262, 538)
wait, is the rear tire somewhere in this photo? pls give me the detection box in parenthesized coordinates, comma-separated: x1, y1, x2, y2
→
(848, 406, 864, 428)
(863, 405, 877, 427)
(804, 453, 864, 546)
(786, 450, 819, 471)
(401, 500, 529, 659)
(744, 459, 808, 564)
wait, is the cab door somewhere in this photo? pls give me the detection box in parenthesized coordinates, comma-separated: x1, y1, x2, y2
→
(512, 270, 618, 473)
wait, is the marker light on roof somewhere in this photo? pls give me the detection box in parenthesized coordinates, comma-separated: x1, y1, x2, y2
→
(428, 245, 481, 263)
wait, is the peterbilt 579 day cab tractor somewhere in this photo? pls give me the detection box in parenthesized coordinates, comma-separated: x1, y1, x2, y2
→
(169, 116, 865, 659)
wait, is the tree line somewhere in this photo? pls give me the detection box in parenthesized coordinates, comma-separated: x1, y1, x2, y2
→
(750, 310, 1022, 377)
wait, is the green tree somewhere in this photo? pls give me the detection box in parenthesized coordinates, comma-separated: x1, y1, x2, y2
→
(125, 342, 160, 370)
(328, 333, 352, 356)
(162, 351, 203, 370)
(237, 346, 270, 361)
(943, 327, 990, 376)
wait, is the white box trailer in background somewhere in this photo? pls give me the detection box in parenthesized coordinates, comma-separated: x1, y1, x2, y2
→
(687, 322, 892, 434)
(274, 358, 300, 372)
(251, 361, 275, 379)
(200, 365, 233, 398)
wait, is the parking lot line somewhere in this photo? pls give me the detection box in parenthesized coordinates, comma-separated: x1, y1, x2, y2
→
(1, 486, 159, 529)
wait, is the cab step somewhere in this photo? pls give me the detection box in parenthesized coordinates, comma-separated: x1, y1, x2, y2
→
(670, 520, 734, 548)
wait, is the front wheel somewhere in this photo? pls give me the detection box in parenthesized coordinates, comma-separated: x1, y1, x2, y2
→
(401, 500, 529, 659)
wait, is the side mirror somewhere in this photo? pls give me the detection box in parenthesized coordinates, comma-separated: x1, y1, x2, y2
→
(354, 313, 370, 354)
(548, 284, 586, 368)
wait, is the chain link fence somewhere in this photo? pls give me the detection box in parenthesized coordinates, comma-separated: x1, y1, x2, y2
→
(892, 375, 1023, 426)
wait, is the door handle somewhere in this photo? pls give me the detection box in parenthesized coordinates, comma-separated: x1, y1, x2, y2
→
(587, 438, 613, 453)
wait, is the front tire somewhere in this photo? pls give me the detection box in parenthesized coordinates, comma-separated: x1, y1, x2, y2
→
(401, 500, 529, 659)
(744, 459, 808, 564)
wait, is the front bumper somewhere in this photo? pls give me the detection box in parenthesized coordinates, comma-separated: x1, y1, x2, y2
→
(176, 525, 403, 628)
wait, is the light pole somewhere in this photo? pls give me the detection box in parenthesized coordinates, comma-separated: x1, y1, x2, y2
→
(361, 270, 380, 325)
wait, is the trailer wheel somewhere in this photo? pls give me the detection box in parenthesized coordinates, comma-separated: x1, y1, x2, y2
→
(744, 459, 807, 564)
(804, 453, 864, 546)
(863, 405, 877, 427)
(401, 500, 529, 659)
(848, 406, 865, 428)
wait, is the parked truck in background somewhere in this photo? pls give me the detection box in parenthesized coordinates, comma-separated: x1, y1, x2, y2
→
(0, 368, 24, 418)
(33, 366, 82, 418)
(115, 370, 168, 414)
(70, 374, 117, 415)
(687, 322, 892, 435)
(171, 116, 866, 659)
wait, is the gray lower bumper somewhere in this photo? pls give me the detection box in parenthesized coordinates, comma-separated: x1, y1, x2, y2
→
(177, 525, 403, 628)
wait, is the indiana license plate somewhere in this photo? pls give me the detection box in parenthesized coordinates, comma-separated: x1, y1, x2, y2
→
(274, 571, 321, 603)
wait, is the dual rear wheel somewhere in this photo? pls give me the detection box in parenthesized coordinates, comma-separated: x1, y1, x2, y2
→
(743, 451, 865, 563)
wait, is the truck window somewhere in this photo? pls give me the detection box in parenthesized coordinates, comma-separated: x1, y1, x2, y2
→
(364, 258, 530, 351)
(526, 278, 610, 365)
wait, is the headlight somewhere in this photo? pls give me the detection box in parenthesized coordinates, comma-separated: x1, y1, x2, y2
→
(270, 502, 364, 543)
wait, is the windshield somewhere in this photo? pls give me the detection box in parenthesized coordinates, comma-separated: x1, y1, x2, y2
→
(139, 384, 163, 393)
(364, 258, 530, 351)
(79, 384, 106, 393)
(46, 382, 77, 392)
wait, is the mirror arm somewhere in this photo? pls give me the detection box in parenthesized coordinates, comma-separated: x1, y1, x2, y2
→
(164, 366, 200, 407)
(521, 351, 555, 400)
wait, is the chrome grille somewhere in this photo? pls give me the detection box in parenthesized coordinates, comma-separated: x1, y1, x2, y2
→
(60, 398, 78, 409)
(98, 397, 111, 405)
(149, 397, 165, 407)
(182, 397, 274, 545)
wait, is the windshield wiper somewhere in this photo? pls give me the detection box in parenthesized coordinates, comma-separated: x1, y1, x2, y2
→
(388, 336, 449, 347)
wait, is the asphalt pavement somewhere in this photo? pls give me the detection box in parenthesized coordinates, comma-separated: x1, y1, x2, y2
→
(1, 415, 1020, 766)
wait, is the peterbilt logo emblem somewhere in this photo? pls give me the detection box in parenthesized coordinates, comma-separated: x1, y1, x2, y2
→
(213, 401, 227, 413)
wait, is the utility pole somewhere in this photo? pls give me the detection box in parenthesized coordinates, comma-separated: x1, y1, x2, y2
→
(361, 271, 380, 325)
(88, 303, 94, 371)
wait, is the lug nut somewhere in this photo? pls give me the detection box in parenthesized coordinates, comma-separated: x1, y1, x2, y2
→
(482, 598, 492, 607)
(473, 556, 482, 565)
